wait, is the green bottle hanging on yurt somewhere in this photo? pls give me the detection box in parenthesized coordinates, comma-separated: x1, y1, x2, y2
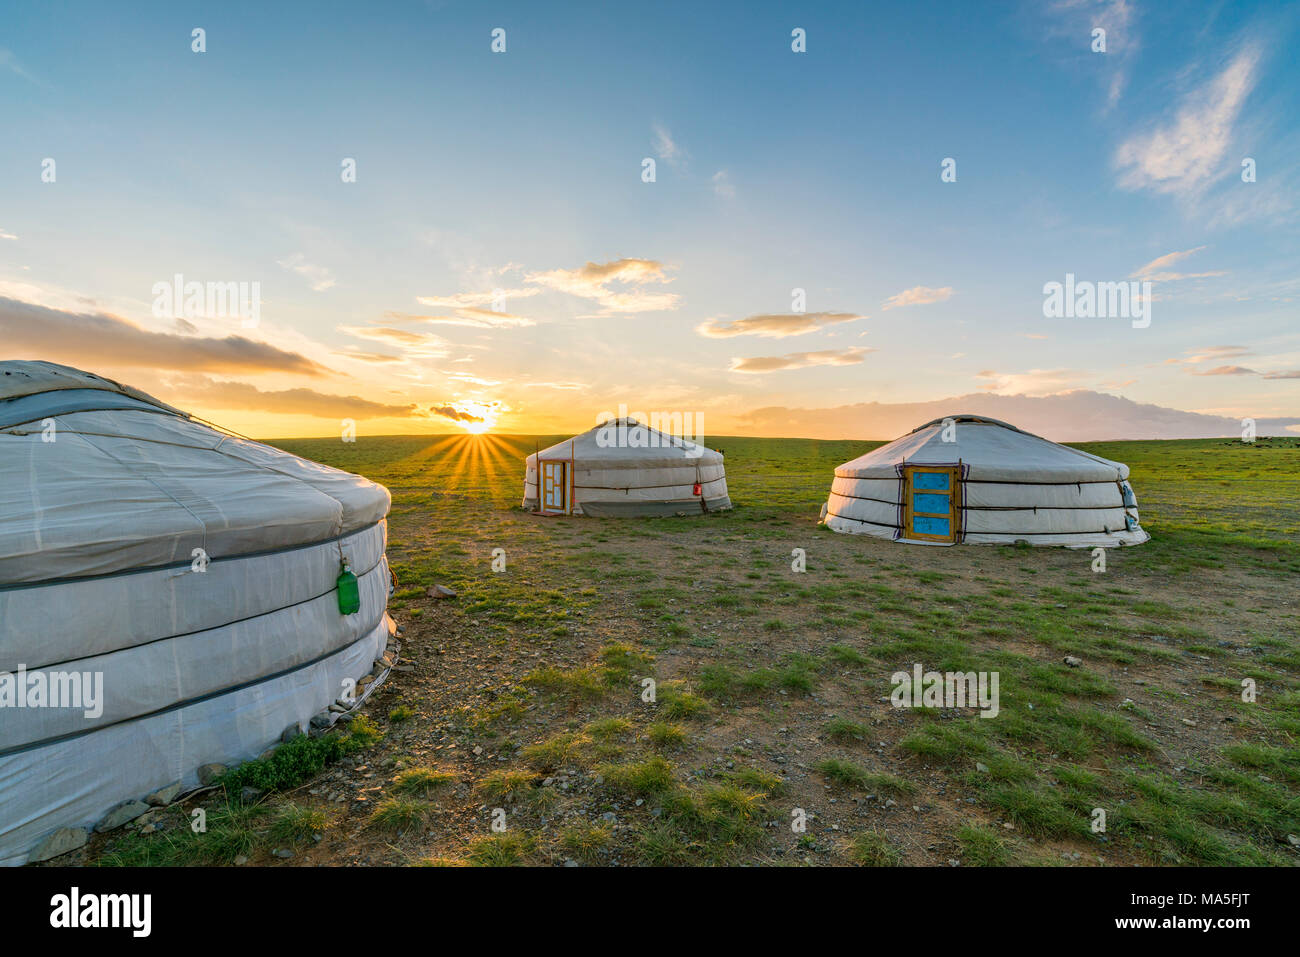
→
(337, 560, 360, 615)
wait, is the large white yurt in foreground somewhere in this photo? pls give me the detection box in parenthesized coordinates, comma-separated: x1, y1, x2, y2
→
(0, 361, 394, 865)
(823, 414, 1147, 547)
(523, 418, 730, 516)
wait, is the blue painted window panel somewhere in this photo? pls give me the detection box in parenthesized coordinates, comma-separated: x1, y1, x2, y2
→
(913, 493, 950, 514)
(913, 471, 950, 491)
(913, 516, 951, 536)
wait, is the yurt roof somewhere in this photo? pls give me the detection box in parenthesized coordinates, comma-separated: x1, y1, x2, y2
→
(907, 413, 1032, 435)
(0, 359, 187, 419)
(835, 414, 1129, 483)
(528, 417, 723, 467)
(0, 361, 390, 585)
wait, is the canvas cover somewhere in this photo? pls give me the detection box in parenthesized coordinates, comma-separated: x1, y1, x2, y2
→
(824, 415, 1148, 547)
(523, 419, 731, 515)
(835, 414, 1130, 483)
(0, 361, 393, 865)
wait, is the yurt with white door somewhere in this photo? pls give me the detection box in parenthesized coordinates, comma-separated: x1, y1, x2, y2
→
(0, 361, 395, 865)
(523, 417, 730, 516)
(822, 414, 1147, 547)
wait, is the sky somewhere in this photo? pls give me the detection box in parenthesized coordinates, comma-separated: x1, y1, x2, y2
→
(2, 0, 1298, 441)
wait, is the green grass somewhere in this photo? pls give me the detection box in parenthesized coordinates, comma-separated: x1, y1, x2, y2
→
(955, 825, 1012, 866)
(522, 665, 609, 701)
(96, 802, 270, 866)
(657, 681, 710, 720)
(598, 756, 676, 797)
(850, 830, 902, 866)
(728, 766, 786, 795)
(647, 721, 689, 749)
(267, 803, 328, 845)
(217, 717, 382, 795)
(559, 823, 614, 864)
(816, 759, 915, 795)
(369, 797, 431, 833)
(476, 770, 542, 803)
(392, 766, 457, 797)
(465, 833, 535, 867)
(823, 717, 871, 742)
(520, 732, 594, 771)
(585, 717, 633, 740)
(1222, 744, 1300, 785)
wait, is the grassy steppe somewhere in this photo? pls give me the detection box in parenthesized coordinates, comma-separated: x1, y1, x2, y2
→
(89, 434, 1300, 867)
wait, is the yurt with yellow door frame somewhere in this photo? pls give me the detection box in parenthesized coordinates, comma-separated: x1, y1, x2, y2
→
(523, 417, 730, 516)
(821, 414, 1147, 547)
(0, 361, 396, 865)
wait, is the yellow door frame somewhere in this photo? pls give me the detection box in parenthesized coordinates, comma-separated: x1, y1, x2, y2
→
(902, 465, 961, 542)
(541, 460, 569, 514)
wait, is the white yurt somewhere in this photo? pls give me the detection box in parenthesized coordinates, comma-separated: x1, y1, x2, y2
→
(523, 417, 730, 516)
(0, 361, 395, 865)
(822, 414, 1147, 547)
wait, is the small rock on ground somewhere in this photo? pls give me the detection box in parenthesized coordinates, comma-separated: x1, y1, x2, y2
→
(196, 763, 226, 785)
(146, 782, 182, 806)
(28, 827, 88, 863)
(95, 800, 150, 832)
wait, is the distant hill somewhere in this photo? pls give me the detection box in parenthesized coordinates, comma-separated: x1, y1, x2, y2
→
(735, 390, 1300, 442)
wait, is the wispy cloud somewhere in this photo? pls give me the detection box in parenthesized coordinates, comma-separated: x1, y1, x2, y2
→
(392, 307, 535, 329)
(697, 312, 866, 339)
(1130, 246, 1226, 282)
(1115, 47, 1259, 196)
(881, 286, 953, 310)
(1036, 0, 1141, 114)
(1176, 345, 1252, 364)
(429, 404, 485, 424)
(414, 288, 540, 308)
(975, 368, 1093, 394)
(0, 227, 17, 241)
(1168, 345, 1300, 380)
(730, 346, 873, 374)
(0, 296, 326, 376)
(652, 124, 685, 167)
(526, 258, 678, 314)
(276, 253, 337, 291)
(442, 371, 503, 387)
(183, 377, 417, 418)
(1187, 362, 1300, 380)
(520, 380, 587, 390)
(1189, 364, 1257, 376)
(332, 349, 405, 364)
(339, 325, 450, 357)
(711, 170, 735, 198)
(0, 50, 35, 83)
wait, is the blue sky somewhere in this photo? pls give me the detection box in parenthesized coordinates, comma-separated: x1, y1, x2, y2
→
(2, 0, 1298, 439)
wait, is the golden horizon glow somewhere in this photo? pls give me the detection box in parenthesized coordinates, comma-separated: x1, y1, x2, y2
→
(455, 400, 501, 435)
